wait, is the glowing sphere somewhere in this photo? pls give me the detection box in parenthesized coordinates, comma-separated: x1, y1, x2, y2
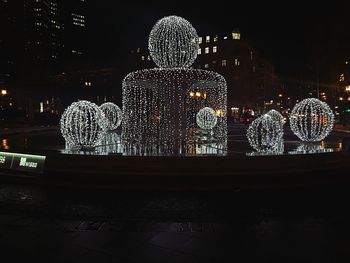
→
(289, 98, 334, 142)
(100, 102, 122, 131)
(60, 100, 107, 149)
(148, 15, 199, 69)
(247, 114, 283, 152)
(196, 107, 218, 130)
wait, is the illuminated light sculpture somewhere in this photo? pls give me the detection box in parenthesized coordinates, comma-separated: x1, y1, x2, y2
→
(196, 107, 217, 130)
(122, 16, 227, 155)
(267, 109, 285, 127)
(247, 114, 284, 152)
(60, 100, 107, 149)
(100, 102, 122, 131)
(289, 98, 334, 142)
(148, 16, 199, 69)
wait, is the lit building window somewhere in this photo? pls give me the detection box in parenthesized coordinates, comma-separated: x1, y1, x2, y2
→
(197, 48, 201, 55)
(214, 35, 218, 42)
(345, 86, 350, 92)
(232, 32, 241, 40)
(222, 60, 227, 67)
(339, 97, 344, 101)
(205, 47, 209, 54)
(206, 36, 210, 43)
(1, 89, 7, 95)
(141, 56, 145, 60)
(213, 46, 217, 53)
(234, 58, 240, 66)
(204, 64, 209, 69)
(136, 48, 140, 53)
(198, 37, 202, 44)
(340, 73, 345, 82)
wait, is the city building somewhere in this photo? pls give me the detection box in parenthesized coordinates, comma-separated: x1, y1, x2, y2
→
(0, 0, 88, 124)
(334, 61, 350, 125)
(129, 30, 279, 117)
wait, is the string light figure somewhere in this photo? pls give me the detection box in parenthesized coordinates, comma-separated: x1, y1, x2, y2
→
(60, 100, 107, 149)
(196, 107, 217, 130)
(122, 15, 227, 155)
(289, 98, 334, 142)
(100, 102, 122, 131)
(247, 114, 284, 152)
(148, 15, 199, 69)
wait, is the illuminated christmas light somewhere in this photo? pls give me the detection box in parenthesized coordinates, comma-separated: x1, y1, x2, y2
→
(247, 114, 283, 152)
(196, 107, 217, 130)
(266, 109, 285, 126)
(122, 16, 227, 154)
(60, 100, 107, 149)
(289, 98, 334, 142)
(100, 102, 122, 131)
(148, 16, 199, 68)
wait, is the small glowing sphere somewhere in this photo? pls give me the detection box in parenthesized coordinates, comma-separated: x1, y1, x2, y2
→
(100, 102, 122, 131)
(60, 100, 107, 149)
(289, 98, 334, 142)
(196, 107, 218, 130)
(247, 114, 283, 152)
(148, 15, 199, 69)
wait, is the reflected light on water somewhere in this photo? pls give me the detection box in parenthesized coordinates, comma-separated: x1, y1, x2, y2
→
(1, 139, 9, 150)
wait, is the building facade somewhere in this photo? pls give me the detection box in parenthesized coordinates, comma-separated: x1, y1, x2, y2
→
(128, 30, 279, 115)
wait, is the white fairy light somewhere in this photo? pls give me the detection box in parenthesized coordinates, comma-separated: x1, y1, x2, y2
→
(100, 102, 122, 131)
(247, 114, 284, 152)
(60, 100, 107, 149)
(266, 109, 285, 127)
(122, 15, 227, 155)
(289, 98, 334, 142)
(196, 107, 217, 130)
(148, 15, 199, 69)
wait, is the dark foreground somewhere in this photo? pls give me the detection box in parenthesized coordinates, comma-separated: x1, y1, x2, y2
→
(1, 183, 350, 263)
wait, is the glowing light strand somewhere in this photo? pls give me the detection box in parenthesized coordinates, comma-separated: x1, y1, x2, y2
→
(247, 114, 284, 152)
(100, 102, 122, 131)
(148, 15, 199, 69)
(60, 100, 107, 149)
(289, 98, 334, 142)
(196, 107, 217, 130)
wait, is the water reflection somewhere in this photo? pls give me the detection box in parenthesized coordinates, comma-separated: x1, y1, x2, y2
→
(1, 139, 9, 150)
(246, 139, 284, 156)
(288, 143, 335, 154)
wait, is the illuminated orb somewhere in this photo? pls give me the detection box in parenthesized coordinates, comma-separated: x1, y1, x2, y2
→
(289, 98, 334, 142)
(100, 102, 122, 131)
(247, 114, 284, 152)
(267, 109, 285, 127)
(196, 107, 218, 130)
(60, 100, 107, 149)
(148, 15, 199, 69)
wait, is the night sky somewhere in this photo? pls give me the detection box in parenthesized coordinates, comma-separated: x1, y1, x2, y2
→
(86, 1, 350, 79)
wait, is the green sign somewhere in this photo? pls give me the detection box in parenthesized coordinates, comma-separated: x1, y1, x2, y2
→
(0, 151, 46, 174)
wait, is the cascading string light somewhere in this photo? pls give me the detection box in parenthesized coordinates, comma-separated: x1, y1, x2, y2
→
(289, 98, 334, 142)
(60, 100, 108, 150)
(122, 15, 227, 155)
(246, 114, 284, 153)
(100, 102, 122, 131)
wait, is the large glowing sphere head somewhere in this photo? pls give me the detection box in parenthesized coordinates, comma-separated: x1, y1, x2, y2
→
(247, 114, 284, 152)
(60, 100, 107, 149)
(196, 107, 218, 130)
(289, 98, 334, 142)
(148, 15, 199, 69)
(100, 102, 122, 131)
